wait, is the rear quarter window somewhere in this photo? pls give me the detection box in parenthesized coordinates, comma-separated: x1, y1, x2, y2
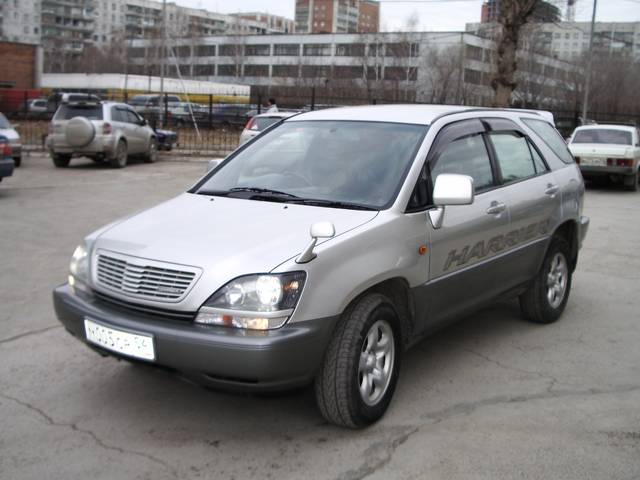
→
(521, 118, 574, 164)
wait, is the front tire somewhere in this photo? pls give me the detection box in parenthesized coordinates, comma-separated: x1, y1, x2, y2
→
(143, 138, 158, 163)
(110, 140, 127, 168)
(315, 293, 401, 428)
(520, 236, 572, 324)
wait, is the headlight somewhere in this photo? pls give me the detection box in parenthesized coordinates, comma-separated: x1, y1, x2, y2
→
(194, 272, 306, 330)
(68, 243, 89, 290)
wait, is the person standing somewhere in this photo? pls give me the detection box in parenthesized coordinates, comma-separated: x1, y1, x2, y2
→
(266, 98, 278, 113)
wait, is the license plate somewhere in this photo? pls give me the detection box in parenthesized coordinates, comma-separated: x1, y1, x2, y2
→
(581, 157, 607, 167)
(84, 318, 155, 361)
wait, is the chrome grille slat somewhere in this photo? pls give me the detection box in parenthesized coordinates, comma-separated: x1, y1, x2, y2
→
(96, 253, 197, 302)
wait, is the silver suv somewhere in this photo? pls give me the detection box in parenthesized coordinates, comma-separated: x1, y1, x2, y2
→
(53, 105, 589, 428)
(46, 100, 158, 168)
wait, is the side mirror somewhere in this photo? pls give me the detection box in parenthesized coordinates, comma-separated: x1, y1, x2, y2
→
(140, 119, 148, 126)
(432, 174, 474, 206)
(297, 221, 336, 264)
(206, 158, 223, 173)
(429, 174, 474, 229)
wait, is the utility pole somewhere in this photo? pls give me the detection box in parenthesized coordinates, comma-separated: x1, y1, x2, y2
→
(160, 0, 167, 126)
(581, 0, 597, 124)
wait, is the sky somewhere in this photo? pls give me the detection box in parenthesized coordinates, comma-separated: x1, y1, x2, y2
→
(172, 0, 640, 32)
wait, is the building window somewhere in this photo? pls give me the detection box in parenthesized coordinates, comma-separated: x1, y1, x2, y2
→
(464, 68, 483, 85)
(303, 43, 331, 56)
(245, 44, 270, 56)
(219, 44, 242, 56)
(244, 65, 269, 77)
(218, 64, 240, 76)
(385, 42, 419, 57)
(196, 45, 216, 56)
(384, 67, 417, 81)
(272, 65, 299, 77)
(273, 43, 300, 56)
(334, 65, 363, 79)
(175, 46, 191, 57)
(301, 65, 331, 77)
(465, 45, 483, 61)
(335, 43, 365, 56)
(194, 64, 215, 76)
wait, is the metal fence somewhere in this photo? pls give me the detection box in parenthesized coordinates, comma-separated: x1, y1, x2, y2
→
(6, 87, 639, 156)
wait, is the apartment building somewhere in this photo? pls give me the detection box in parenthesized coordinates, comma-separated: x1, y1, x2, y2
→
(0, 0, 42, 45)
(130, 31, 576, 107)
(295, 0, 380, 34)
(468, 21, 640, 61)
(231, 12, 295, 35)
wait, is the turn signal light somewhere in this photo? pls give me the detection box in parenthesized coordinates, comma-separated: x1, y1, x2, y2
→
(102, 122, 112, 135)
(1, 141, 11, 157)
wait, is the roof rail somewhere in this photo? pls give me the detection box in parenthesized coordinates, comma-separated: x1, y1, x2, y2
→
(431, 107, 552, 125)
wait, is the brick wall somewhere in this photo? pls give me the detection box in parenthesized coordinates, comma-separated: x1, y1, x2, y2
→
(0, 42, 38, 89)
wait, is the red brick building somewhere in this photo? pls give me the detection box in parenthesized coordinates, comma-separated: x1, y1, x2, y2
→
(0, 42, 42, 89)
(295, 0, 380, 33)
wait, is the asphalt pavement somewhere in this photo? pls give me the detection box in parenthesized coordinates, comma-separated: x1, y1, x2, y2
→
(1, 152, 639, 480)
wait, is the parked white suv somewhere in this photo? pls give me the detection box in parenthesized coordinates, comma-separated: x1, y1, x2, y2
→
(46, 100, 158, 168)
(54, 105, 589, 427)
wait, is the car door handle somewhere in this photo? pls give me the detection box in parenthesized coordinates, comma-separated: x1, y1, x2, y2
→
(486, 201, 506, 215)
(545, 184, 560, 196)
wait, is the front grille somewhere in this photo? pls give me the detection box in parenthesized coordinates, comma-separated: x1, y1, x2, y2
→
(96, 253, 197, 302)
(93, 290, 196, 322)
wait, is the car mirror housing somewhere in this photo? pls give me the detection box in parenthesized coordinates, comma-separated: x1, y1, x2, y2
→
(429, 174, 474, 230)
(432, 174, 474, 206)
(297, 221, 336, 264)
(206, 158, 223, 173)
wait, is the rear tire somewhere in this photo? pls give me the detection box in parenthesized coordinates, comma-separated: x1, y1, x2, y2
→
(13, 157, 21, 168)
(52, 154, 71, 168)
(314, 293, 401, 428)
(520, 236, 572, 324)
(623, 171, 638, 191)
(110, 140, 127, 168)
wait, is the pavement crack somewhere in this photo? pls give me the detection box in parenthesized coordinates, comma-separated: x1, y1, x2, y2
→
(0, 325, 62, 345)
(0, 393, 179, 479)
(337, 425, 421, 480)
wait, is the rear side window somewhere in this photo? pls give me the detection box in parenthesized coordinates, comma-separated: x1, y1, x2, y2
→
(522, 118, 574, 164)
(489, 133, 546, 183)
(430, 134, 494, 192)
(572, 129, 632, 145)
(54, 105, 103, 120)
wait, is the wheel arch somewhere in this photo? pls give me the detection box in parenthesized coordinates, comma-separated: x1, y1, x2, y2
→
(341, 277, 415, 349)
(552, 220, 579, 272)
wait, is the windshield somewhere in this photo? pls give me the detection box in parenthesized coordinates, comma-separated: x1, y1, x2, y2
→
(0, 113, 10, 129)
(196, 120, 427, 209)
(573, 129, 632, 145)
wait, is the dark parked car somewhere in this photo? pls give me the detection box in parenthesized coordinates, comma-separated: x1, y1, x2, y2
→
(0, 135, 15, 183)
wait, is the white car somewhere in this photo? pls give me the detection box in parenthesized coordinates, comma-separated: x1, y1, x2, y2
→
(568, 124, 640, 191)
(0, 112, 22, 167)
(239, 112, 296, 145)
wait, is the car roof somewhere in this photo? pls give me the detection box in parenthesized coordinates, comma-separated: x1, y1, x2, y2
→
(254, 112, 296, 119)
(287, 104, 552, 126)
(574, 124, 637, 132)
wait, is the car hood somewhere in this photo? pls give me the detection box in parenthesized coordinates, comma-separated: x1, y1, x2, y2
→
(91, 193, 378, 310)
(0, 128, 20, 143)
(568, 143, 633, 157)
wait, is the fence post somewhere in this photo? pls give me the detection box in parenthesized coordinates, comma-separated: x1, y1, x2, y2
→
(124, 90, 128, 103)
(372, 98, 377, 105)
(163, 93, 168, 127)
(311, 87, 316, 111)
(209, 94, 213, 128)
(257, 94, 262, 114)
(24, 90, 29, 118)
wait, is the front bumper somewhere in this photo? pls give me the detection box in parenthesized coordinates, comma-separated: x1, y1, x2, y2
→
(0, 157, 15, 178)
(53, 284, 337, 391)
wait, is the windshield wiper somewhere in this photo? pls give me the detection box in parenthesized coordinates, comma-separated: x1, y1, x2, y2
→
(196, 187, 299, 199)
(289, 198, 377, 211)
(228, 187, 299, 198)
